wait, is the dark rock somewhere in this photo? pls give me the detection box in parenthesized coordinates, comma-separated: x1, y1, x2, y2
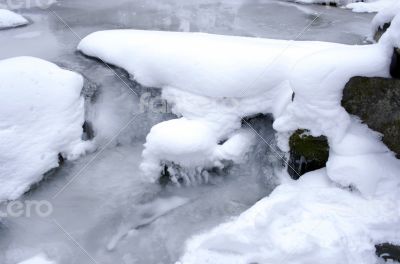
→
(342, 76, 400, 157)
(288, 130, 329, 180)
(374, 23, 390, 42)
(390, 48, 400, 79)
(376, 243, 400, 262)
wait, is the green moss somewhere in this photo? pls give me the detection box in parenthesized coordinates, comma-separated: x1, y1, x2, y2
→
(289, 130, 329, 162)
(288, 130, 329, 179)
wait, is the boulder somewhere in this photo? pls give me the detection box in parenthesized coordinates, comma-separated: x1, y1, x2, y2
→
(342, 76, 400, 158)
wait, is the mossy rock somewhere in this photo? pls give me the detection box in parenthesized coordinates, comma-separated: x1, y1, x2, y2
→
(342, 76, 400, 157)
(373, 22, 400, 79)
(288, 130, 329, 180)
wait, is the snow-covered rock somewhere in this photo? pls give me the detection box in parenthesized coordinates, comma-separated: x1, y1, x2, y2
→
(78, 23, 400, 263)
(0, 57, 92, 201)
(77, 30, 341, 181)
(0, 9, 28, 29)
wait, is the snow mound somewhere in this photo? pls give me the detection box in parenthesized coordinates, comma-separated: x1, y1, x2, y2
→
(178, 169, 400, 264)
(78, 30, 340, 180)
(0, 57, 92, 201)
(0, 9, 28, 29)
(285, 0, 396, 13)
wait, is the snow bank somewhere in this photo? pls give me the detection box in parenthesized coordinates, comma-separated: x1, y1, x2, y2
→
(178, 169, 400, 264)
(0, 57, 91, 201)
(17, 253, 56, 264)
(78, 26, 400, 263)
(78, 30, 341, 181)
(0, 9, 28, 29)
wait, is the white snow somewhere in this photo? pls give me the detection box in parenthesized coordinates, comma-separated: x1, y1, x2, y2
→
(287, 0, 351, 5)
(371, 2, 400, 39)
(285, 0, 397, 13)
(78, 30, 341, 181)
(347, 0, 397, 13)
(77, 21, 400, 264)
(0, 9, 28, 29)
(0, 57, 92, 201)
(17, 253, 56, 264)
(178, 169, 400, 264)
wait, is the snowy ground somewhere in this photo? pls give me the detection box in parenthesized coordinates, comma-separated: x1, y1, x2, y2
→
(0, 0, 397, 264)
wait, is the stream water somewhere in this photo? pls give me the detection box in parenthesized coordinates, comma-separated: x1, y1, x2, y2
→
(0, 1, 374, 263)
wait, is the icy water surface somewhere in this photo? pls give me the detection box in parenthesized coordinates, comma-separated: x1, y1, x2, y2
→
(0, 1, 374, 263)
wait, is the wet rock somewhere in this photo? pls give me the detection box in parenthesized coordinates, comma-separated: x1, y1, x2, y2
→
(288, 130, 329, 180)
(342, 76, 400, 157)
(376, 243, 400, 262)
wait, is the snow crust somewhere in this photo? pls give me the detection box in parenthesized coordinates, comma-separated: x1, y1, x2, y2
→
(78, 23, 400, 264)
(0, 57, 91, 201)
(0, 9, 28, 29)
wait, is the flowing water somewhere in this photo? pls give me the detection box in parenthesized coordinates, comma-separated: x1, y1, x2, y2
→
(0, 1, 373, 263)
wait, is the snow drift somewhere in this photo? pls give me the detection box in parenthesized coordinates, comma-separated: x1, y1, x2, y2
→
(178, 169, 400, 264)
(77, 12, 400, 264)
(0, 57, 91, 201)
(0, 9, 28, 29)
